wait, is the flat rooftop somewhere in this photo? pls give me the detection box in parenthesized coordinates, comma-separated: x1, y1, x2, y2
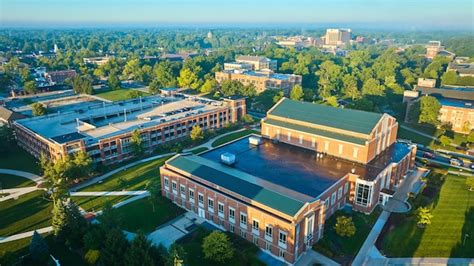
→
(16, 95, 226, 144)
(199, 136, 413, 199)
(222, 70, 297, 81)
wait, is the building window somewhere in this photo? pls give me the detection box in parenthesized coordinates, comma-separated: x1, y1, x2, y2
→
(353, 147, 359, 158)
(355, 182, 373, 207)
(344, 183, 349, 194)
(252, 219, 259, 233)
(331, 192, 337, 205)
(198, 193, 204, 207)
(253, 236, 258, 245)
(325, 198, 330, 209)
(208, 198, 214, 213)
(324, 141, 329, 151)
(299, 134, 303, 144)
(240, 213, 247, 228)
(265, 241, 271, 251)
(172, 181, 177, 195)
(240, 231, 247, 239)
(338, 187, 343, 200)
(265, 225, 273, 240)
(164, 177, 169, 190)
(180, 184, 186, 198)
(218, 202, 224, 218)
(338, 144, 343, 155)
(230, 224, 235, 233)
(229, 207, 235, 223)
(189, 189, 195, 203)
(279, 231, 287, 248)
(279, 249, 285, 258)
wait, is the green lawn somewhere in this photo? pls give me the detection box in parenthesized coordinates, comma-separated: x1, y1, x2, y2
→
(380, 173, 474, 257)
(189, 147, 209, 154)
(211, 129, 259, 147)
(73, 195, 130, 212)
(0, 174, 36, 189)
(178, 227, 264, 266)
(0, 190, 52, 236)
(399, 123, 469, 152)
(0, 145, 39, 174)
(398, 127, 433, 146)
(79, 157, 169, 192)
(313, 207, 382, 263)
(94, 88, 150, 101)
(101, 197, 185, 233)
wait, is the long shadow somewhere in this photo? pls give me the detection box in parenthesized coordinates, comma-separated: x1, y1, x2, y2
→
(450, 206, 474, 257)
(0, 193, 51, 233)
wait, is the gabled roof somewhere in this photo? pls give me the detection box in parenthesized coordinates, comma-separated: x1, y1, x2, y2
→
(0, 106, 27, 122)
(167, 154, 306, 217)
(268, 98, 383, 135)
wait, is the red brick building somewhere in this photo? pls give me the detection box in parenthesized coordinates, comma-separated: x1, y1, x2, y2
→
(160, 98, 416, 264)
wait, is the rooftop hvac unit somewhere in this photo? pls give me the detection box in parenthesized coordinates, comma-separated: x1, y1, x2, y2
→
(249, 136, 262, 146)
(220, 152, 236, 165)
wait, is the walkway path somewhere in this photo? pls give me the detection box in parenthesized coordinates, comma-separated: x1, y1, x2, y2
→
(0, 226, 53, 244)
(353, 168, 427, 266)
(294, 249, 340, 266)
(366, 257, 474, 265)
(70, 190, 148, 196)
(0, 169, 44, 184)
(400, 125, 464, 151)
(190, 128, 247, 150)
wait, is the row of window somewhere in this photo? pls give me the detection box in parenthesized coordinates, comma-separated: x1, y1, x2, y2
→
(324, 183, 349, 211)
(164, 177, 288, 248)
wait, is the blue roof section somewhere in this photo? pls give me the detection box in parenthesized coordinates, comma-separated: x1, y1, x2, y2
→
(438, 98, 474, 109)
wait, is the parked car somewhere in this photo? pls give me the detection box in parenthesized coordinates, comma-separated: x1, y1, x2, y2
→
(450, 158, 464, 167)
(423, 152, 435, 159)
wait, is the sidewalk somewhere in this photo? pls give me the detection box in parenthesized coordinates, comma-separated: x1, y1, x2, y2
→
(70, 190, 148, 196)
(0, 226, 53, 244)
(0, 169, 44, 184)
(294, 249, 340, 266)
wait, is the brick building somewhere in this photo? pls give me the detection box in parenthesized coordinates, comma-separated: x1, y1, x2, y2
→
(215, 69, 302, 94)
(235, 55, 277, 71)
(13, 95, 246, 164)
(160, 98, 416, 264)
(44, 70, 77, 85)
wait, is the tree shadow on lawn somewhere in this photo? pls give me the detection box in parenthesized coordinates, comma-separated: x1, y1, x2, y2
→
(0, 192, 51, 235)
(450, 207, 474, 257)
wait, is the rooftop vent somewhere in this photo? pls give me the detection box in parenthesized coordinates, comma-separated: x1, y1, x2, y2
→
(220, 152, 236, 165)
(249, 136, 262, 146)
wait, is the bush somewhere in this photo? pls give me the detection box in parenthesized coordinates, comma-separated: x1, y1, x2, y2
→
(84, 249, 100, 265)
(333, 216, 356, 237)
(202, 231, 234, 263)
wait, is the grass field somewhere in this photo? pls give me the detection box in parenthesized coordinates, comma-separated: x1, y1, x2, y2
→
(94, 88, 150, 101)
(381, 173, 474, 257)
(0, 145, 39, 174)
(313, 207, 382, 263)
(189, 147, 209, 154)
(0, 174, 36, 189)
(73, 195, 130, 212)
(178, 227, 264, 266)
(79, 157, 169, 192)
(101, 196, 185, 233)
(211, 129, 259, 148)
(0, 190, 52, 236)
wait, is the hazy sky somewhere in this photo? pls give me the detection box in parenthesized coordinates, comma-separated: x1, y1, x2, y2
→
(1, 0, 473, 29)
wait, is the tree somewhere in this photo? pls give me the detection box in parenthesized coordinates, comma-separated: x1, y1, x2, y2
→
(468, 131, 474, 144)
(29, 231, 49, 263)
(146, 179, 161, 212)
(333, 216, 356, 237)
(241, 114, 254, 124)
(124, 233, 154, 266)
(348, 98, 375, 112)
(461, 121, 471, 134)
(416, 207, 433, 227)
(84, 224, 106, 251)
(24, 80, 38, 94)
(202, 231, 234, 263)
(316, 60, 342, 98)
(100, 201, 121, 230)
(290, 85, 304, 101)
(418, 96, 441, 126)
(71, 151, 93, 179)
(325, 96, 339, 107)
(441, 71, 458, 85)
(200, 78, 218, 93)
(127, 90, 144, 99)
(85, 249, 100, 265)
(167, 244, 186, 266)
(177, 67, 201, 90)
(190, 125, 204, 142)
(342, 74, 360, 100)
(439, 135, 452, 147)
(362, 78, 385, 96)
(100, 228, 129, 266)
(52, 199, 68, 238)
(0, 125, 15, 153)
(148, 79, 163, 94)
(72, 75, 93, 94)
(130, 129, 144, 156)
(31, 102, 47, 116)
(64, 200, 88, 248)
(108, 72, 121, 90)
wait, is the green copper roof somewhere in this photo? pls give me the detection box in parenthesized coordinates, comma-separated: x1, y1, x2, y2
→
(269, 98, 383, 135)
(167, 155, 306, 217)
(264, 118, 367, 145)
